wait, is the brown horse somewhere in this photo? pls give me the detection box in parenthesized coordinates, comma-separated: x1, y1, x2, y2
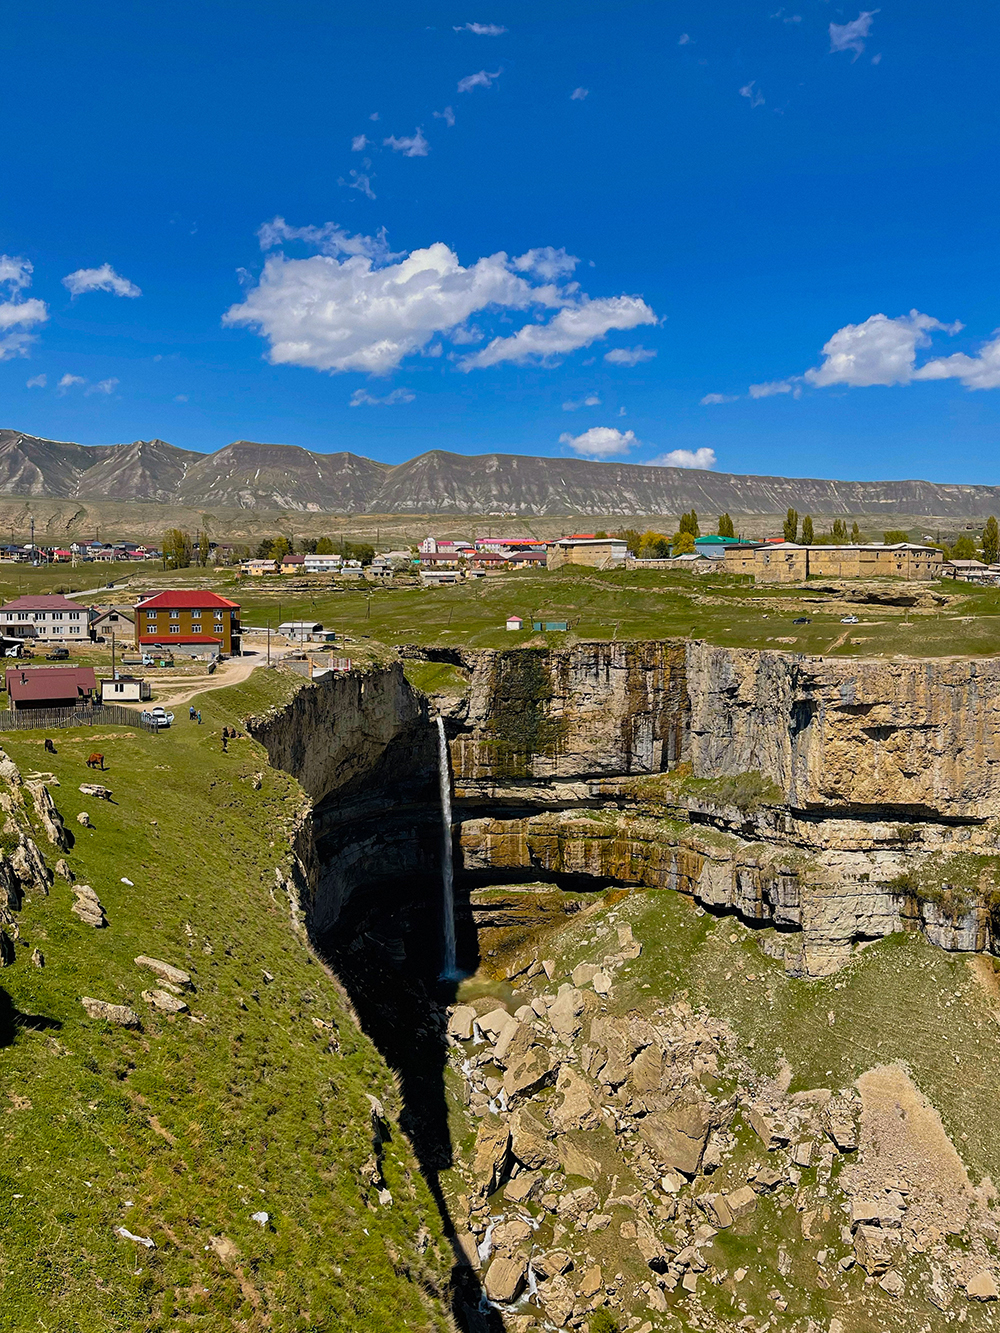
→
(86, 753, 105, 770)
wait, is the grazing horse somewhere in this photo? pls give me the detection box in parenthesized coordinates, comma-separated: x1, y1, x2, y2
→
(86, 753, 105, 770)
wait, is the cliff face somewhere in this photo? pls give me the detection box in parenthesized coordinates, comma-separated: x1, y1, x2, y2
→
(442, 642, 1000, 975)
(248, 664, 440, 934)
(686, 643, 1000, 821)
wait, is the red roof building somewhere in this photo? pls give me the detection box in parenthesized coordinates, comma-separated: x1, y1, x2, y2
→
(134, 590, 241, 655)
(5, 666, 97, 710)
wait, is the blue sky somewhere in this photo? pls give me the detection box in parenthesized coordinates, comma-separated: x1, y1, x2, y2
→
(1, 0, 998, 482)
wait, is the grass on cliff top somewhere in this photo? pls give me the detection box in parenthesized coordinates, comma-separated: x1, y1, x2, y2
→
(0, 666, 454, 1333)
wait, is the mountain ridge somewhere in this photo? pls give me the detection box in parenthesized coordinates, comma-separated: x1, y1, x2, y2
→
(1, 428, 998, 518)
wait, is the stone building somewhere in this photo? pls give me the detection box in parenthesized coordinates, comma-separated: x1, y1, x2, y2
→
(546, 536, 628, 570)
(723, 541, 943, 583)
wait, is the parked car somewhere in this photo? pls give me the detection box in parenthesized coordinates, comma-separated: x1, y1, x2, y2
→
(141, 705, 174, 729)
(792, 617, 811, 624)
(841, 615, 859, 624)
(46, 647, 69, 660)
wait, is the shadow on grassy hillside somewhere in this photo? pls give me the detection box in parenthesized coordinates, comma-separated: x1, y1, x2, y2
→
(319, 870, 503, 1333)
(0, 986, 61, 1048)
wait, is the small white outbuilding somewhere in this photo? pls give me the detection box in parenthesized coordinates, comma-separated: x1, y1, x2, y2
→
(506, 615, 524, 631)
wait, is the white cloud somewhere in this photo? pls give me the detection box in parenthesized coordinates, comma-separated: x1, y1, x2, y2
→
(678, 33, 691, 44)
(604, 344, 656, 366)
(384, 128, 429, 157)
(458, 68, 502, 92)
(352, 134, 369, 151)
(560, 426, 636, 459)
(913, 334, 1000, 390)
(461, 295, 656, 369)
(739, 81, 765, 107)
(700, 392, 737, 405)
(258, 217, 396, 262)
(433, 106, 456, 126)
(570, 87, 589, 100)
(562, 394, 601, 410)
(226, 229, 570, 374)
(0, 256, 48, 358)
(26, 374, 46, 388)
(749, 379, 796, 398)
(62, 264, 141, 298)
(648, 447, 717, 470)
(58, 374, 85, 394)
(369, 111, 380, 121)
(86, 377, 119, 395)
(175, 394, 188, 402)
(350, 387, 416, 406)
(454, 22, 506, 34)
(804, 311, 960, 388)
(0, 256, 33, 291)
(830, 10, 878, 58)
(345, 170, 376, 200)
(513, 247, 579, 281)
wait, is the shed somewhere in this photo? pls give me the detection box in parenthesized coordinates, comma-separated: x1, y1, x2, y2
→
(6, 666, 97, 710)
(101, 675, 151, 703)
(506, 615, 524, 631)
(279, 621, 323, 642)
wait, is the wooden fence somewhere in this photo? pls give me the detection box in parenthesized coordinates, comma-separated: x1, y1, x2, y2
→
(0, 704, 158, 734)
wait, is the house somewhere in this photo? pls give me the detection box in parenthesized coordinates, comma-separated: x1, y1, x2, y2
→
(280, 553, 306, 574)
(6, 665, 97, 711)
(241, 558, 278, 576)
(944, 559, 990, 581)
(303, 553, 343, 574)
(0, 594, 91, 642)
(722, 542, 943, 584)
(91, 608, 135, 639)
(135, 591, 241, 656)
(545, 537, 628, 570)
(506, 615, 524, 631)
(278, 621, 323, 642)
(420, 569, 462, 584)
(100, 675, 151, 703)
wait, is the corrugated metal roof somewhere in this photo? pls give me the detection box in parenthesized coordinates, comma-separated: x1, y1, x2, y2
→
(137, 591, 239, 609)
(6, 666, 96, 703)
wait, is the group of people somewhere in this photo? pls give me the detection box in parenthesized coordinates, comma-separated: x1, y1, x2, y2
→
(221, 724, 243, 752)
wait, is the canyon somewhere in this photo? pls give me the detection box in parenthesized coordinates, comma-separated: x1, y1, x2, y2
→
(244, 639, 1000, 1331)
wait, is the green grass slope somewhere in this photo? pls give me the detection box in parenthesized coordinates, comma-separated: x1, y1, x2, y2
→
(0, 670, 454, 1333)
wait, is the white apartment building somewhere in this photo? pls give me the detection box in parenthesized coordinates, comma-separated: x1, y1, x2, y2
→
(0, 594, 91, 641)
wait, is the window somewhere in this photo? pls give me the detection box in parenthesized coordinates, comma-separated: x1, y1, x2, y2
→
(51, 612, 63, 620)
(191, 625, 202, 633)
(170, 625, 180, 634)
(170, 610, 179, 619)
(16, 613, 27, 621)
(146, 611, 157, 619)
(69, 612, 80, 620)
(114, 682, 125, 693)
(191, 609, 202, 619)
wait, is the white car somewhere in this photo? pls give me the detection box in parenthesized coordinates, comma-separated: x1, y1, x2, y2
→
(841, 615, 859, 624)
(141, 706, 174, 729)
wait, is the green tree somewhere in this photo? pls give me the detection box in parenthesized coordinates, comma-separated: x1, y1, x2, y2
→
(883, 529, 910, 544)
(983, 516, 1000, 564)
(593, 529, 608, 539)
(615, 528, 643, 556)
(717, 512, 735, 538)
(801, 515, 814, 545)
(783, 508, 798, 543)
(678, 510, 700, 537)
(164, 528, 193, 569)
(832, 518, 848, 543)
(951, 535, 977, 560)
(195, 529, 210, 567)
(672, 530, 696, 555)
(850, 521, 863, 543)
(270, 536, 290, 561)
(315, 536, 336, 555)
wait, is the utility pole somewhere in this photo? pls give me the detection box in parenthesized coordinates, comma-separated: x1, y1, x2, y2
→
(111, 631, 116, 678)
(267, 623, 271, 668)
(29, 517, 34, 564)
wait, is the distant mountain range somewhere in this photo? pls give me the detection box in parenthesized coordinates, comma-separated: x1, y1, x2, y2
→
(1, 429, 997, 518)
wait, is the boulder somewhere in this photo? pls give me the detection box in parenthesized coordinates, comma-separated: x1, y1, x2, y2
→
(503, 1172, 541, 1203)
(135, 956, 192, 989)
(725, 1185, 758, 1219)
(504, 1044, 555, 1100)
(26, 780, 70, 850)
(579, 1263, 602, 1298)
(76, 812, 91, 828)
(548, 985, 585, 1040)
(791, 1139, 814, 1168)
(854, 1225, 892, 1276)
(142, 988, 189, 1014)
(510, 1105, 557, 1170)
(637, 1102, 710, 1177)
(472, 1116, 511, 1195)
(540, 1274, 575, 1326)
(967, 1271, 999, 1302)
(80, 997, 141, 1028)
(571, 962, 600, 987)
(557, 1135, 602, 1181)
(697, 1193, 733, 1229)
(593, 970, 613, 994)
(493, 1218, 532, 1254)
(747, 1106, 788, 1150)
(447, 1005, 477, 1040)
(532, 1250, 572, 1278)
(71, 885, 106, 928)
(55, 858, 72, 881)
(494, 1018, 533, 1065)
(550, 1066, 600, 1132)
(484, 1255, 526, 1303)
(479, 1007, 515, 1041)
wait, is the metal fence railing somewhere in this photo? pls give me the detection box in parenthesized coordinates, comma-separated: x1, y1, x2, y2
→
(0, 704, 157, 734)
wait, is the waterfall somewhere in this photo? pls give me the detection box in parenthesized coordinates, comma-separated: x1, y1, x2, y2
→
(435, 716, 459, 979)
